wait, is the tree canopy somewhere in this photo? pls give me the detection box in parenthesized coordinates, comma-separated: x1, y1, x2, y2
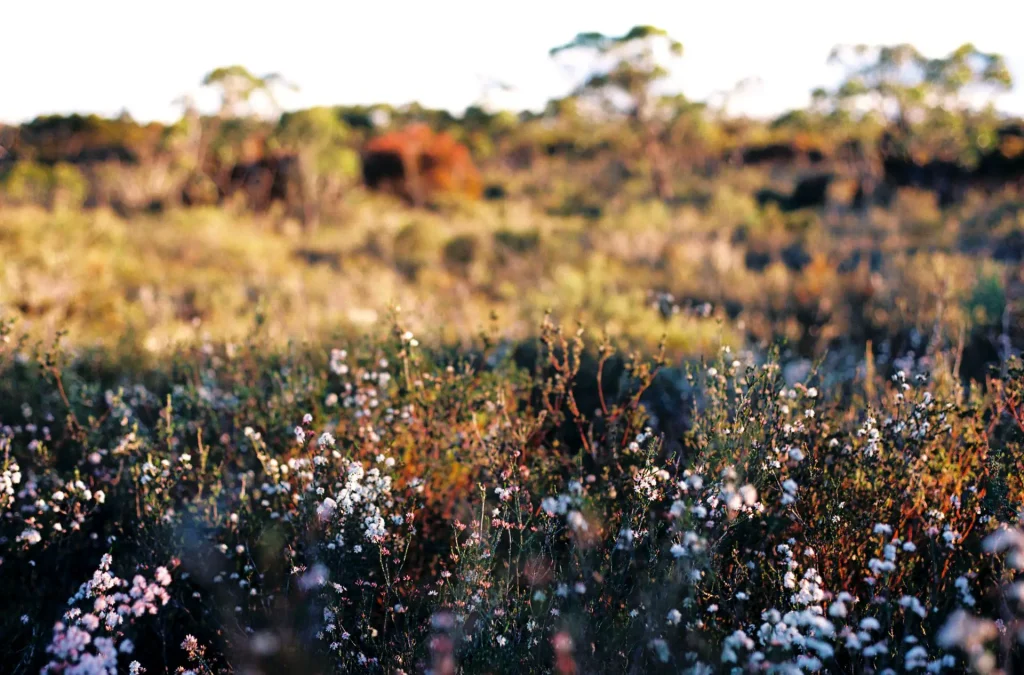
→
(201, 65, 298, 118)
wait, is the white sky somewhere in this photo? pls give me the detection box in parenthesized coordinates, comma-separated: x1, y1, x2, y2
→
(3, 0, 1023, 124)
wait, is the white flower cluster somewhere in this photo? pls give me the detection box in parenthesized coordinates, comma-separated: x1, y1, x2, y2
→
(329, 348, 349, 376)
(316, 460, 394, 541)
(41, 554, 171, 675)
(856, 416, 882, 457)
(541, 480, 588, 532)
(720, 543, 839, 671)
(626, 428, 655, 454)
(2, 458, 21, 510)
(669, 530, 707, 560)
(716, 536, 964, 672)
(698, 468, 761, 521)
(932, 521, 1024, 672)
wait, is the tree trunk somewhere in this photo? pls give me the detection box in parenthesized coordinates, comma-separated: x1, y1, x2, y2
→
(645, 127, 673, 201)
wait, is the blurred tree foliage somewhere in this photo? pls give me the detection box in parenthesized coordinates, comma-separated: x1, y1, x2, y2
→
(550, 25, 684, 199)
(272, 107, 360, 231)
(825, 43, 1014, 164)
(201, 65, 298, 119)
(1, 41, 1022, 221)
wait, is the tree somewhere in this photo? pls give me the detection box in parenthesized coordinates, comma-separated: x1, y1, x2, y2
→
(549, 25, 683, 199)
(827, 43, 1013, 134)
(707, 77, 763, 120)
(827, 43, 929, 132)
(196, 66, 298, 199)
(824, 42, 1015, 183)
(923, 43, 1012, 113)
(201, 65, 298, 119)
(272, 107, 359, 232)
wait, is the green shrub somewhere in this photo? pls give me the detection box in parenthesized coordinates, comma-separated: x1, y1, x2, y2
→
(2, 161, 52, 205)
(966, 271, 1006, 326)
(50, 163, 89, 210)
(494, 228, 540, 254)
(442, 233, 481, 273)
(393, 219, 443, 279)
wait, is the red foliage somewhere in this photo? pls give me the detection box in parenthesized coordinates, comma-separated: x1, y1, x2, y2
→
(362, 123, 482, 204)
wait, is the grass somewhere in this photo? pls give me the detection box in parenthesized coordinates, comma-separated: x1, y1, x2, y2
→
(2, 173, 1019, 370)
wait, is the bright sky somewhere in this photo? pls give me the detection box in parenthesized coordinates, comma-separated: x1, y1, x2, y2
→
(4, 0, 1023, 124)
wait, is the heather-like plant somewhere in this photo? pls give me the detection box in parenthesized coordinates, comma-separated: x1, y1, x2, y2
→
(1, 316, 1023, 674)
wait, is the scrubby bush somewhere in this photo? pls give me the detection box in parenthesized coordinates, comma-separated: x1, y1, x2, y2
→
(442, 233, 482, 276)
(2, 313, 1023, 674)
(393, 220, 444, 280)
(49, 163, 90, 210)
(2, 161, 53, 206)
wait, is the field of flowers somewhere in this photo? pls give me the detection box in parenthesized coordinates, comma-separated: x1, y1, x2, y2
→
(5, 24, 1024, 673)
(2, 306, 1023, 674)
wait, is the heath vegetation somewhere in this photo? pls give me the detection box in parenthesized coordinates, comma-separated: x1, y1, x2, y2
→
(2, 24, 1024, 675)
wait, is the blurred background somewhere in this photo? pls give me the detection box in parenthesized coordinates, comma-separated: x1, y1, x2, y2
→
(1, 0, 1022, 380)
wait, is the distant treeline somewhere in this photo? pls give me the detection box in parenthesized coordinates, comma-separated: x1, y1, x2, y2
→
(1, 36, 1023, 225)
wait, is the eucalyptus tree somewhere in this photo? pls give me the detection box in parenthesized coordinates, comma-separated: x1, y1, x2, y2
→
(550, 25, 684, 199)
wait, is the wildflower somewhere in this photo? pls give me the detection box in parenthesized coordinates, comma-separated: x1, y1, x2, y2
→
(829, 600, 847, 618)
(298, 564, 329, 590)
(317, 432, 335, 449)
(317, 497, 337, 521)
(329, 349, 349, 375)
(496, 635, 508, 647)
(667, 609, 682, 625)
(182, 635, 199, 652)
(955, 576, 976, 607)
(649, 638, 670, 663)
(937, 610, 997, 654)
(899, 595, 927, 618)
(566, 510, 588, 532)
(983, 526, 1024, 569)
(739, 484, 758, 505)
